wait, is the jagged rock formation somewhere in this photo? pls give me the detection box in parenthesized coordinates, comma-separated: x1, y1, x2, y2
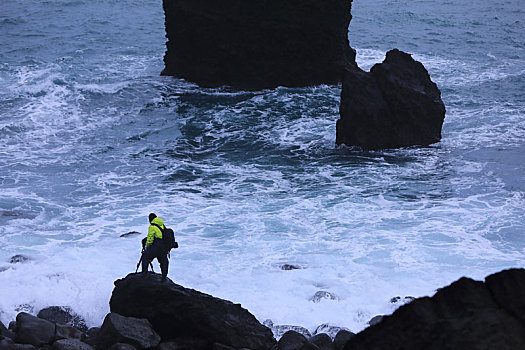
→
(2, 269, 524, 349)
(336, 49, 446, 149)
(110, 273, 276, 350)
(161, 0, 353, 89)
(344, 268, 525, 350)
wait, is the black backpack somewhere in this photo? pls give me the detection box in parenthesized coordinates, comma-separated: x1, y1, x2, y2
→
(151, 223, 179, 251)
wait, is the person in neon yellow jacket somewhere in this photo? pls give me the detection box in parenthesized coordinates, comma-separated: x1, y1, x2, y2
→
(141, 213, 169, 281)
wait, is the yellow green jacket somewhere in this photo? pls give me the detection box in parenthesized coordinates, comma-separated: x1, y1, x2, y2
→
(146, 217, 165, 248)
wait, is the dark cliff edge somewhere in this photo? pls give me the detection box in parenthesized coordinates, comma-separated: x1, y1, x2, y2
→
(161, 0, 353, 90)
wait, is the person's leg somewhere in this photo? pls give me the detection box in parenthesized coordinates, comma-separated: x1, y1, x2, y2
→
(157, 252, 169, 281)
(141, 244, 158, 274)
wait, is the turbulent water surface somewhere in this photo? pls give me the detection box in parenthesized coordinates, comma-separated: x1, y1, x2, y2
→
(0, 0, 524, 332)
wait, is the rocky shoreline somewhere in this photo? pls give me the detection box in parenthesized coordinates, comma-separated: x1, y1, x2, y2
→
(1, 268, 524, 349)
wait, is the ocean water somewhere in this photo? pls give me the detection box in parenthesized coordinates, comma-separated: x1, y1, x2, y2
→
(0, 0, 523, 333)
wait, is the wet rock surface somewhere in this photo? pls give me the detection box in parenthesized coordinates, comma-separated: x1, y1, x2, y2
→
(313, 324, 350, 339)
(96, 313, 160, 350)
(14, 313, 55, 347)
(277, 331, 310, 350)
(280, 264, 303, 271)
(110, 273, 276, 349)
(309, 333, 335, 350)
(120, 231, 141, 238)
(263, 320, 311, 340)
(9, 255, 31, 264)
(162, 0, 353, 89)
(332, 330, 354, 350)
(309, 291, 339, 303)
(37, 306, 88, 332)
(337, 49, 446, 150)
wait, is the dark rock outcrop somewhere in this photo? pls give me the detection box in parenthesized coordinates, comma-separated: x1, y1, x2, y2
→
(162, 0, 353, 89)
(110, 273, 276, 350)
(332, 330, 354, 350)
(14, 313, 55, 347)
(82, 327, 100, 347)
(0, 320, 15, 340)
(96, 313, 160, 350)
(37, 306, 88, 332)
(337, 49, 445, 150)
(309, 333, 334, 350)
(277, 330, 313, 350)
(366, 315, 383, 326)
(343, 268, 525, 350)
(55, 324, 83, 341)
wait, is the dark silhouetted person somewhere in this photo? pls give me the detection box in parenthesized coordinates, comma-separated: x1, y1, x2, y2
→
(141, 213, 169, 281)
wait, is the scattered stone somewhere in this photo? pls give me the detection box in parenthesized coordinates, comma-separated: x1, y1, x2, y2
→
(119, 231, 141, 238)
(309, 291, 339, 303)
(96, 313, 160, 350)
(344, 269, 525, 350)
(81, 327, 99, 347)
(14, 312, 55, 347)
(108, 343, 136, 350)
(0, 321, 9, 336)
(277, 330, 312, 350)
(337, 49, 446, 150)
(9, 255, 30, 264)
(1, 328, 15, 341)
(55, 324, 83, 341)
(389, 296, 400, 303)
(37, 306, 88, 332)
(309, 333, 335, 350)
(367, 315, 384, 326)
(1, 211, 34, 219)
(0, 337, 36, 349)
(0, 211, 36, 220)
(280, 264, 302, 271)
(390, 296, 415, 305)
(110, 273, 276, 349)
(333, 330, 355, 350)
(52, 339, 93, 350)
(263, 320, 311, 340)
(162, 0, 352, 89)
(1, 211, 23, 217)
(14, 305, 33, 314)
(313, 324, 350, 339)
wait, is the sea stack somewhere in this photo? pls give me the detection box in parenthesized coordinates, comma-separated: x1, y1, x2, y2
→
(161, 0, 353, 89)
(336, 49, 446, 150)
